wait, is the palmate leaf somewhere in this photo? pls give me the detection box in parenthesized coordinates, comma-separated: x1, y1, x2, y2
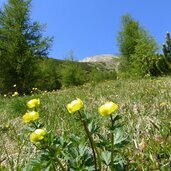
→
(23, 156, 54, 171)
(88, 121, 99, 134)
(95, 133, 110, 149)
(114, 128, 129, 148)
(67, 143, 94, 170)
(113, 155, 125, 171)
(101, 150, 111, 165)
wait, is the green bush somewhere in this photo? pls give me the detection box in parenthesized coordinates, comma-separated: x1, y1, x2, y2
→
(61, 61, 87, 87)
(35, 58, 61, 91)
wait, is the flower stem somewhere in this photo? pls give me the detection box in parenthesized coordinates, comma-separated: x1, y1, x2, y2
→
(78, 111, 98, 171)
(110, 115, 114, 171)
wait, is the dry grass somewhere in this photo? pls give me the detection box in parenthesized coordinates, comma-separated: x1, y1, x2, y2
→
(0, 77, 171, 170)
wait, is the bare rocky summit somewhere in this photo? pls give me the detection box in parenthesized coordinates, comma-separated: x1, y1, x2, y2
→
(79, 54, 118, 62)
(79, 54, 120, 70)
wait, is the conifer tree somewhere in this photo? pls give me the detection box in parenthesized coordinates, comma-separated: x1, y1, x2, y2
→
(117, 14, 140, 67)
(0, 0, 52, 93)
(117, 14, 160, 77)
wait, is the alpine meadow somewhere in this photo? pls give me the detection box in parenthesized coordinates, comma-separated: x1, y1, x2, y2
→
(0, 0, 171, 171)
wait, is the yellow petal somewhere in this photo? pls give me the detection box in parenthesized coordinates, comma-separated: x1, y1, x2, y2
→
(30, 129, 46, 143)
(23, 113, 32, 123)
(22, 111, 39, 123)
(30, 111, 39, 121)
(30, 132, 39, 143)
(67, 98, 83, 113)
(27, 99, 40, 108)
(99, 102, 118, 117)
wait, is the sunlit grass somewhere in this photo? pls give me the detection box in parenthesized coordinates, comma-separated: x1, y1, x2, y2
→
(0, 77, 171, 170)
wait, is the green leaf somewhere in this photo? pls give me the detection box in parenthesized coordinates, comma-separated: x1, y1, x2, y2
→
(101, 151, 111, 165)
(113, 155, 125, 171)
(88, 121, 98, 134)
(114, 128, 129, 148)
(113, 114, 122, 122)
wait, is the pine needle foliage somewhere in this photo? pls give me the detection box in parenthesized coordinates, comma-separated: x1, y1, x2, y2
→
(0, 0, 52, 93)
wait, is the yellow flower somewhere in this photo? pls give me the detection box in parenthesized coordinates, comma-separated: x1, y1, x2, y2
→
(160, 101, 167, 106)
(67, 98, 83, 113)
(30, 129, 46, 143)
(12, 92, 19, 97)
(23, 111, 39, 123)
(13, 84, 16, 87)
(27, 99, 40, 108)
(98, 102, 118, 117)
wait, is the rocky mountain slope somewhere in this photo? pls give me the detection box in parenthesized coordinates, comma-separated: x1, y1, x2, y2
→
(79, 54, 120, 70)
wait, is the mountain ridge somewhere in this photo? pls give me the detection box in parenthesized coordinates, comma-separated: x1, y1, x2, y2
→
(79, 54, 120, 70)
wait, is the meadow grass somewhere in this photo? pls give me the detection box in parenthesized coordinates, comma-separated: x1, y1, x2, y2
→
(0, 77, 171, 170)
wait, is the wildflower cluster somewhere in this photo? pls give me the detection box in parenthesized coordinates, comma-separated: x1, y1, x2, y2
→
(21, 97, 128, 170)
(22, 98, 46, 143)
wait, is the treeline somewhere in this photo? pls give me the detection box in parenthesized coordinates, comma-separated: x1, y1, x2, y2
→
(34, 57, 117, 91)
(0, 0, 117, 94)
(0, 0, 171, 94)
(0, 55, 117, 94)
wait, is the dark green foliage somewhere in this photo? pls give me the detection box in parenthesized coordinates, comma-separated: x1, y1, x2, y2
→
(160, 32, 171, 73)
(22, 56, 117, 91)
(157, 54, 171, 75)
(35, 58, 61, 91)
(0, 0, 52, 94)
(61, 60, 87, 87)
(162, 32, 171, 61)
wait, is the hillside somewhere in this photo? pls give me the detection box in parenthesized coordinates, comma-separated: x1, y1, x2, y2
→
(31, 55, 119, 90)
(79, 54, 120, 70)
(45, 54, 120, 71)
(0, 77, 171, 170)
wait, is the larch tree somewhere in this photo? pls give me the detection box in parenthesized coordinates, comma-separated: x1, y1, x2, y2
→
(0, 0, 52, 93)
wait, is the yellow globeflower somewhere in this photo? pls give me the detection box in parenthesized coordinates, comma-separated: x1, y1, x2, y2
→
(27, 99, 40, 108)
(98, 102, 118, 117)
(23, 111, 39, 123)
(30, 129, 46, 143)
(12, 92, 19, 97)
(67, 98, 83, 113)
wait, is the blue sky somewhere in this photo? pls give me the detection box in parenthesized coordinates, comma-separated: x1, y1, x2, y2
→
(0, 0, 171, 60)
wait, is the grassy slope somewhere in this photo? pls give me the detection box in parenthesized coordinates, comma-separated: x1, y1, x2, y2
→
(0, 77, 171, 169)
(39, 56, 120, 72)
